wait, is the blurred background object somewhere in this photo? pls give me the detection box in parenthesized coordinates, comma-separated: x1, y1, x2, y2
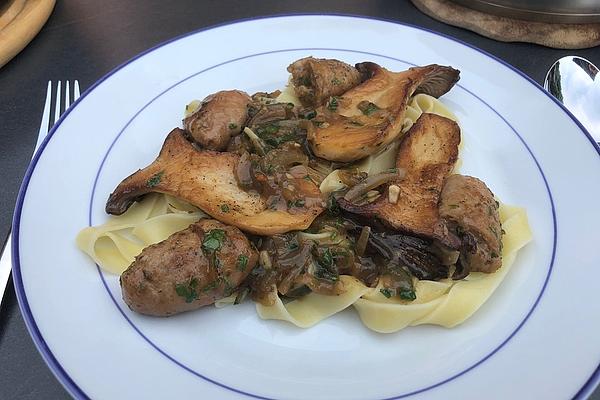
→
(0, 0, 56, 68)
(451, 0, 600, 23)
(412, 0, 600, 48)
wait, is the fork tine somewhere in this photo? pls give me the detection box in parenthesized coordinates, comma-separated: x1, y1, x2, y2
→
(74, 80, 80, 101)
(54, 80, 62, 126)
(65, 81, 71, 110)
(35, 81, 53, 152)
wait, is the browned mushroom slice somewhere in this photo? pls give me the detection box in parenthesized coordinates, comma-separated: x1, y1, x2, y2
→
(307, 62, 460, 162)
(288, 57, 362, 107)
(183, 90, 251, 151)
(339, 113, 461, 245)
(106, 128, 324, 235)
(439, 174, 503, 275)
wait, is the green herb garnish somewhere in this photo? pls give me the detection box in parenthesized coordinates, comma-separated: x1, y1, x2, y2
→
(287, 199, 305, 208)
(380, 288, 393, 298)
(237, 254, 249, 271)
(399, 289, 416, 301)
(175, 278, 199, 303)
(327, 96, 339, 111)
(326, 195, 340, 216)
(300, 110, 317, 120)
(201, 279, 218, 293)
(202, 229, 226, 252)
(146, 171, 164, 188)
(359, 101, 379, 116)
(332, 77, 341, 85)
(228, 123, 238, 130)
(220, 204, 230, 213)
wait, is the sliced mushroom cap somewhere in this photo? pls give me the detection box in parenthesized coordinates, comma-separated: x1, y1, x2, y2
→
(307, 63, 460, 162)
(288, 57, 362, 108)
(183, 90, 251, 151)
(105, 128, 324, 235)
(339, 113, 461, 247)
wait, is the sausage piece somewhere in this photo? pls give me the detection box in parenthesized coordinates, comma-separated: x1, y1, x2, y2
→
(183, 90, 251, 151)
(120, 219, 258, 316)
(287, 57, 362, 107)
(439, 175, 502, 274)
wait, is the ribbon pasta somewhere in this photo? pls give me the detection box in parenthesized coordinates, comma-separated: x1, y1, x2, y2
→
(76, 88, 532, 333)
(256, 204, 531, 332)
(76, 194, 206, 275)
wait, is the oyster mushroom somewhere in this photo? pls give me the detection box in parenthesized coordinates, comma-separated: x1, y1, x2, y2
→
(307, 62, 460, 162)
(339, 113, 461, 246)
(105, 128, 324, 235)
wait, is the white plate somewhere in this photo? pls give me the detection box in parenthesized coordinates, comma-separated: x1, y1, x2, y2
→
(13, 15, 600, 400)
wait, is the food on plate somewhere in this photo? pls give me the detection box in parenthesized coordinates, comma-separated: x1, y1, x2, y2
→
(287, 56, 362, 107)
(183, 90, 251, 151)
(438, 174, 503, 275)
(77, 57, 532, 333)
(338, 113, 461, 247)
(121, 219, 258, 316)
(105, 128, 324, 235)
(306, 62, 460, 162)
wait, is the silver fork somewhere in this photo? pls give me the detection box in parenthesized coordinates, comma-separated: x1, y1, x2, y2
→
(0, 80, 81, 307)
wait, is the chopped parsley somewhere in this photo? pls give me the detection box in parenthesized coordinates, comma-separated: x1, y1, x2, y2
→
(314, 248, 338, 282)
(237, 254, 249, 271)
(287, 199, 305, 208)
(256, 124, 280, 136)
(399, 289, 416, 301)
(327, 96, 339, 111)
(299, 109, 317, 120)
(220, 204, 230, 213)
(228, 123, 238, 130)
(202, 229, 226, 252)
(201, 279, 219, 293)
(332, 77, 341, 85)
(146, 171, 164, 188)
(380, 288, 393, 298)
(326, 195, 340, 216)
(358, 101, 380, 116)
(175, 278, 199, 303)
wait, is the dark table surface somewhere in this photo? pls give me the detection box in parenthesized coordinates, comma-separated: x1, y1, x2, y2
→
(1, 1, 599, 399)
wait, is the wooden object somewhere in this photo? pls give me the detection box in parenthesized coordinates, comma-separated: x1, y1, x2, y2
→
(411, 0, 600, 49)
(0, 0, 55, 68)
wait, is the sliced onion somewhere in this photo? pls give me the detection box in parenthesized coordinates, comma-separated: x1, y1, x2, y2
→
(243, 127, 267, 156)
(236, 152, 254, 187)
(344, 169, 405, 203)
(355, 226, 371, 257)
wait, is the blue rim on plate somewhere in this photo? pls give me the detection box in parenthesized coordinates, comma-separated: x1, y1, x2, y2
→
(11, 14, 600, 400)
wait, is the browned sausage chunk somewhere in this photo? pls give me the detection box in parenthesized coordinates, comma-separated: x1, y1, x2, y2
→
(120, 219, 258, 316)
(183, 90, 251, 151)
(287, 57, 361, 107)
(439, 175, 502, 274)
